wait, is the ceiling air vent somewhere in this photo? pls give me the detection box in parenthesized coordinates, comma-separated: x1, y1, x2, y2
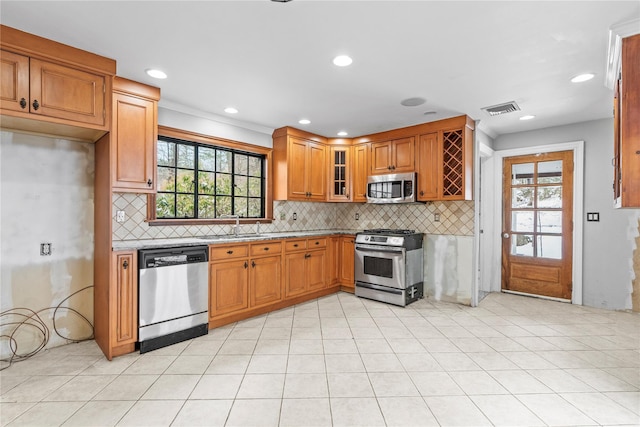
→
(482, 101, 520, 116)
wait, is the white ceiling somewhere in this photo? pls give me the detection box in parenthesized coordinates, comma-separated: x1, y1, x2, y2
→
(1, 1, 638, 139)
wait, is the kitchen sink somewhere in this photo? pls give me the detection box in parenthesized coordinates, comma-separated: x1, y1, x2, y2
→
(197, 234, 264, 240)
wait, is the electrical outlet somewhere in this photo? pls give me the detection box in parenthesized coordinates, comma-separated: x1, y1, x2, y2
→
(279, 212, 286, 220)
(293, 212, 297, 220)
(355, 213, 360, 220)
(40, 243, 52, 256)
(116, 210, 126, 223)
(434, 213, 440, 222)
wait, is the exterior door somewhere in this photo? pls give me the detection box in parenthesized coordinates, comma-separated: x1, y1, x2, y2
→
(502, 150, 574, 300)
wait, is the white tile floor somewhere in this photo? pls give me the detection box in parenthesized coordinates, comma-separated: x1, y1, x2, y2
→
(1, 292, 639, 426)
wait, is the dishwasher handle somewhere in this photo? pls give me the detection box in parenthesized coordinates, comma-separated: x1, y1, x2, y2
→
(139, 246, 209, 269)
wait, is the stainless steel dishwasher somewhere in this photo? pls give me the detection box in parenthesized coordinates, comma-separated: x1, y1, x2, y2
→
(138, 246, 209, 353)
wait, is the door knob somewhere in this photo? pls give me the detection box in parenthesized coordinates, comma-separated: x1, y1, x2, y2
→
(503, 233, 510, 239)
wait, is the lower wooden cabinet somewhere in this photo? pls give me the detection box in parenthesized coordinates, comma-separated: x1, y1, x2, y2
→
(340, 235, 356, 291)
(284, 237, 328, 298)
(209, 259, 249, 318)
(328, 236, 341, 285)
(250, 254, 282, 307)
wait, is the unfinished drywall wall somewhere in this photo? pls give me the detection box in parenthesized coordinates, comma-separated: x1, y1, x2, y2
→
(0, 131, 94, 360)
(633, 219, 640, 312)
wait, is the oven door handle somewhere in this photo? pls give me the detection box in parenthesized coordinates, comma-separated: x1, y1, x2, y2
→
(355, 246, 403, 254)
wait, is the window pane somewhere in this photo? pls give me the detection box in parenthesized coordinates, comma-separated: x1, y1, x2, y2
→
(199, 146, 216, 171)
(538, 160, 562, 184)
(537, 235, 562, 259)
(198, 171, 215, 195)
(176, 170, 194, 193)
(248, 177, 262, 198)
(157, 167, 175, 192)
(234, 197, 248, 218)
(157, 141, 175, 167)
(235, 175, 248, 197)
(512, 163, 534, 185)
(248, 157, 262, 177)
(512, 211, 534, 232)
(177, 144, 195, 169)
(537, 186, 562, 208)
(176, 194, 194, 218)
(512, 187, 533, 208)
(235, 153, 248, 175)
(198, 195, 215, 218)
(248, 198, 262, 218)
(537, 211, 562, 233)
(216, 173, 231, 195)
(511, 234, 533, 256)
(156, 193, 175, 218)
(216, 150, 231, 173)
(216, 196, 232, 216)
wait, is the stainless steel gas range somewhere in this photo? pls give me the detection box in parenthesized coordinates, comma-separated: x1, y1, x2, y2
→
(354, 229, 424, 307)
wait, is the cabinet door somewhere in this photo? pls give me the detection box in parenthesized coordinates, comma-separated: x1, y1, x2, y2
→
(29, 58, 106, 126)
(285, 252, 307, 298)
(353, 144, 369, 202)
(328, 236, 340, 285)
(370, 141, 392, 174)
(250, 255, 282, 307)
(307, 141, 327, 200)
(210, 260, 249, 318)
(306, 250, 327, 291)
(417, 132, 440, 200)
(340, 236, 355, 290)
(112, 92, 156, 192)
(0, 50, 29, 112)
(328, 146, 351, 202)
(288, 137, 309, 200)
(392, 137, 415, 172)
(112, 251, 137, 345)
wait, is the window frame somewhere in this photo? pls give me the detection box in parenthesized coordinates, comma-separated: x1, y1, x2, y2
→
(147, 126, 273, 226)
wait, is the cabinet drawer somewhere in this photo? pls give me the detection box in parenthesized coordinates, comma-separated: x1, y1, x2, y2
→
(307, 238, 327, 249)
(285, 239, 307, 252)
(250, 241, 282, 257)
(210, 244, 248, 261)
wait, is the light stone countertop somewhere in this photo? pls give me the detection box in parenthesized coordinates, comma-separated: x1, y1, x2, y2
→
(111, 229, 360, 251)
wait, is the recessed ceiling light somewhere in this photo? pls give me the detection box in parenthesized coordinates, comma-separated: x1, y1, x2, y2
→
(333, 55, 353, 67)
(224, 107, 238, 114)
(519, 115, 536, 121)
(571, 73, 595, 83)
(400, 97, 426, 107)
(337, 131, 348, 137)
(146, 69, 167, 79)
(298, 119, 311, 125)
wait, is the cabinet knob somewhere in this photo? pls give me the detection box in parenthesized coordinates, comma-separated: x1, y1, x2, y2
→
(293, 244, 298, 247)
(304, 253, 311, 259)
(244, 261, 248, 268)
(420, 191, 424, 196)
(387, 166, 392, 170)
(227, 250, 234, 254)
(252, 261, 256, 268)
(147, 179, 153, 187)
(122, 259, 129, 269)
(391, 165, 396, 170)
(32, 99, 40, 110)
(263, 247, 269, 251)
(315, 241, 319, 245)
(19, 98, 27, 109)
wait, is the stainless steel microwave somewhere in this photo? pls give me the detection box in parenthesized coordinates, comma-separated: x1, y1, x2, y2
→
(366, 172, 417, 204)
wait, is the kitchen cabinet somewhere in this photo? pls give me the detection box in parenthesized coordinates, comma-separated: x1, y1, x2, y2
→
(111, 77, 159, 193)
(0, 25, 115, 141)
(328, 236, 341, 285)
(352, 143, 369, 202)
(210, 259, 249, 318)
(614, 33, 640, 208)
(417, 116, 474, 201)
(273, 127, 328, 201)
(284, 237, 327, 298)
(340, 235, 356, 292)
(249, 241, 283, 308)
(328, 146, 351, 202)
(370, 137, 415, 174)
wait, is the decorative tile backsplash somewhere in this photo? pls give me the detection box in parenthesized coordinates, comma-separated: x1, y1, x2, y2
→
(112, 194, 474, 241)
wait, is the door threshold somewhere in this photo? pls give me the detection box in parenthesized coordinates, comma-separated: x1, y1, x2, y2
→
(502, 290, 572, 304)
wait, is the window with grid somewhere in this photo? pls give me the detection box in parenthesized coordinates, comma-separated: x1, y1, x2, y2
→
(156, 136, 265, 219)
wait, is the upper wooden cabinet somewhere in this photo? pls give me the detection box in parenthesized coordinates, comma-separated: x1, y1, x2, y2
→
(328, 145, 351, 202)
(417, 116, 474, 201)
(111, 77, 159, 193)
(0, 25, 115, 141)
(352, 143, 369, 202)
(273, 127, 327, 201)
(614, 33, 640, 208)
(370, 137, 415, 174)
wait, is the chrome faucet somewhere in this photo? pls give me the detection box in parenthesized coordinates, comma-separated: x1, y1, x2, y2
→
(221, 214, 240, 236)
(256, 221, 261, 235)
